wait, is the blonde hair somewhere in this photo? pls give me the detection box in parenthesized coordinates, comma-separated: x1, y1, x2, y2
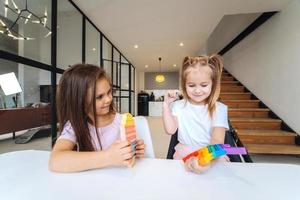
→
(181, 54, 223, 117)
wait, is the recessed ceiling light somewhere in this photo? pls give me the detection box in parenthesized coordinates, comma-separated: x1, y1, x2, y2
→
(173, 64, 177, 67)
(179, 42, 184, 46)
(145, 65, 148, 68)
(134, 45, 139, 49)
(92, 48, 96, 51)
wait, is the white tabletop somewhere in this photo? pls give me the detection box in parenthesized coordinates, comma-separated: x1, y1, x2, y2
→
(0, 150, 299, 200)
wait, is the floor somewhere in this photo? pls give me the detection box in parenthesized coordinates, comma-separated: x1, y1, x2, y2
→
(1, 116, 300, 165)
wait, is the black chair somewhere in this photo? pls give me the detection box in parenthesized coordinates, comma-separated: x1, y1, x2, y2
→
(166, 122, 245, 162)
(166, 131, 179, 159)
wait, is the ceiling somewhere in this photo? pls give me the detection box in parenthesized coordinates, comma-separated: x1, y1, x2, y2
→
(73, 0, 292, 72)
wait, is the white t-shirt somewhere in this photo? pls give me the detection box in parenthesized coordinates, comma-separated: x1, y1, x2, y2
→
(171, 99, 229, 149)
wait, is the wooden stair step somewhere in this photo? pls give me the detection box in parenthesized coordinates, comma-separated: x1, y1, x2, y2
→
(220, 93, 252, 100)
(230, 118, 282, 130)
(221, 76, 235, 81)
(221, 81, 239, 86)
(237, 129, 296, 145)
(221, 85, 244, 92)
(231, 118, 282, 122)
(228, 108, 269, 118)
(245, 144, 300, 155)
(221, 75, 233, 78)
(219, 72, 300, 156)
(221, 100, 260, 108)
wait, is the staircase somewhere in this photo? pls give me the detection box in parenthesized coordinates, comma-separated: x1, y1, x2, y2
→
(220, 71, 300, 155)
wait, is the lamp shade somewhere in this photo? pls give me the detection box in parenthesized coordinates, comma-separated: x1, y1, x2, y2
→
(155, 57, 165, 83)
(0, 72, 22, 96)
(155, 74, 165, 83)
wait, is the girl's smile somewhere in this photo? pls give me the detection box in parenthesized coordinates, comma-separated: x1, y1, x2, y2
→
(87, 78, 113, 118)
(185, 66, 212, 105)
(100, 105, 110, 110)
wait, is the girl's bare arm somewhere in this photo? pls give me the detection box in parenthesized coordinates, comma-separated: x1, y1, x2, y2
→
(49, 139, 133, 172)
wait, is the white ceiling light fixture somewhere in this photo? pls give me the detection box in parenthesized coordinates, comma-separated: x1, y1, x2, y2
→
(0, 0, 52, 40)
(145, 65, 148, 68)
(173, 64, 177, 67)
(179, 42, 184, 46)
(155, 57, 165, 83)
(134, 44, 139, 49)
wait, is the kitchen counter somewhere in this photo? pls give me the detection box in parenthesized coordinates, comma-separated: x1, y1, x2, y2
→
(149, 101, 163, 116)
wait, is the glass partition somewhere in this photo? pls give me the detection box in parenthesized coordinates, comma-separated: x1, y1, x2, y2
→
(131, 92, 135, 115)
(113, 48, 120, 62)
(120, 98, 129, 113)
(57, 0, 82, 69)
(0, 0, 52, 64)
(121, 55, 129, 64)
(86, 20, 100, 66)
(121, 64, 129, 89)
(0, 58, 52, 153)
(102, 37, 112, 60)
(113, 62, 119, 86)
(131, 66, 135, 91)
(103, 60, 112, 79)
(0, 0, 135, 152)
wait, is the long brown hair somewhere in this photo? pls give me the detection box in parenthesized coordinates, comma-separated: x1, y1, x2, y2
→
(181, 54, 223, 117)
(57, 64, 116, 151)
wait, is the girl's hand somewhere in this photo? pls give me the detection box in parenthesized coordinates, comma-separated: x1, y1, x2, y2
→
(184, 157, 211, 174)
(135, 139, 145, 158)
(164, 90, 180, 105)
(105, 140, 134, 167)
(217, 155, 230, 162)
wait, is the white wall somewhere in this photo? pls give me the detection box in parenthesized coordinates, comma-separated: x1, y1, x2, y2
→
(199, 11, 263, 89)
(137, 71, 145, 92)
(203, 13, 260, 54)
(144, 72, 179, 90)
(205, 0, 300, 134)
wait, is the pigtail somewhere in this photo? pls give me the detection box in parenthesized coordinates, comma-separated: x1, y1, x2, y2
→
(181, 56, 190, 100)
(209, 54, 223, 76)
(206, 54, 224, 118)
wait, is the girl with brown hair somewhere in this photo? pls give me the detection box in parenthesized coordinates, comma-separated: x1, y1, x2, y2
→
(163, 54, 229, 173)
(49, 64, 145, 172)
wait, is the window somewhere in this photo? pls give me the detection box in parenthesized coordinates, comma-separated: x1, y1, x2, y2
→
(0, 58, 52, 152)
(86, 20, 100, 66)
(0, 0, 52, 64)
(57, 0, 82, 69)
(0, 0, 135, 151)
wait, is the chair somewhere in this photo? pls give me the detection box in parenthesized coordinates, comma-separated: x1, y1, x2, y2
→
(134, 116, 155, 158)
(166, 121, 246, 162)
(223, 125, 243, 162)
(166, 132, 178, 160)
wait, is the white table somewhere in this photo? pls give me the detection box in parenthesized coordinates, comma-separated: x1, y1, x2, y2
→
(0, 150, 299, 200)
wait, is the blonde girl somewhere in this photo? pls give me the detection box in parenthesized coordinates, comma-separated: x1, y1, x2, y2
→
(163, 55, 229, 173)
